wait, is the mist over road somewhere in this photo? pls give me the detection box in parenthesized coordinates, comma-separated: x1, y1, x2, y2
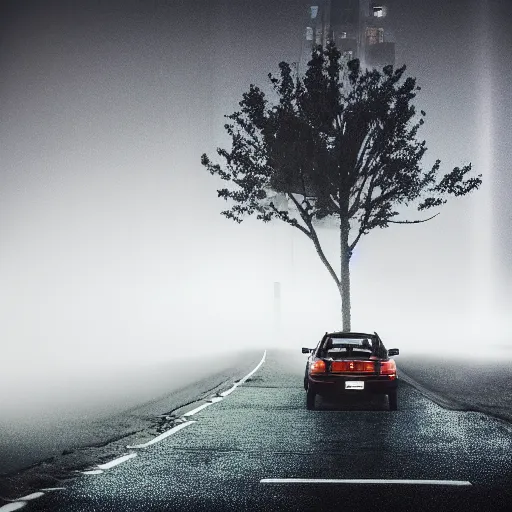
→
(4, 349, 511, 512)
(0, 350, 263, 476)
(397, 349, 512, 423)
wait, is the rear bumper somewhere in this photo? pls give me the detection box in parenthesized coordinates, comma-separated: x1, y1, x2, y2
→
(308, 375, 397, 396)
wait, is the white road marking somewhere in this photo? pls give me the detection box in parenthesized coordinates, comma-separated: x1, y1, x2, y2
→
(260, 478, 472, 486)
(184, 350, 266, 414)
(127, 421, 197, 449)
(219, 385, 237, 397)
(0, 491, 50, 512)
(40, 488, 66, 491)
(10, 350, 269, 503)
(238, 350, 267, 385)
(126, 351, 266, 447)
(183, 402, 213, 417)
(0, 503, 27, 511)
(219, 350, 267, 397)
(182, 395, 223, 416)
(96, 453, 137, 470)
(15, 493, 44, 501)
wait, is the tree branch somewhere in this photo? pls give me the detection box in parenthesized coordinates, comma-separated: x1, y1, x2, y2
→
(268, 201, 312, 238)
(348, 130, 383, 218)
(298, 170, 314, 214)
(348, 169, 372, 218)
(288, 193, 341, 288)
(368, 184, 399, 210)
(348, 170, 379, 251)
(309, 227, 341, 289)
(287, 192, 312, 225)
(354, 130, 373, 171)
(387, 213, 440, 224)
(329, 193, 341, 212)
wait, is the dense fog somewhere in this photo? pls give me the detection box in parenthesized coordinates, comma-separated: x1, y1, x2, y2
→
(0, 0, 510, 419)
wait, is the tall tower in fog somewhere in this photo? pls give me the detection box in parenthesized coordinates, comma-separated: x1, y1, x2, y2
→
(299, 0, 395, 74)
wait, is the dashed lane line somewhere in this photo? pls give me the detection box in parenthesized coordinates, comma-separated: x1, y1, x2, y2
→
(127, 421, 197, 449)
(12, 494, 44, 502)
(0, 350, 268, 511)
(219, 385, 237, 397)
(238, 350, 267, 384)
(0, 503, 27, 511)
(96, 452, 137, 470)
(183, 403, 213, 417)
(0, 489, 65, 511)
(77, 452, 138, 475)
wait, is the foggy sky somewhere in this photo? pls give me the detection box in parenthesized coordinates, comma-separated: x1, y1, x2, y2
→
(0, 0, 510, 379)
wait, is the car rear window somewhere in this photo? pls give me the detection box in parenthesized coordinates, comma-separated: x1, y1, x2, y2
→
(328, 338, 373, 350)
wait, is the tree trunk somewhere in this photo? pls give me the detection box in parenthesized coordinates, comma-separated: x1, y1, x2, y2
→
(339, 216, 351, 331)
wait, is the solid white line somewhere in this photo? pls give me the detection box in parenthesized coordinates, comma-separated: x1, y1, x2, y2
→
(127, 421, 196, 449)
(15, 493, 44, 501)
(80, 469, 104, 475)
(260, 479, 472, 486)
(40, 488, 66, 492)
(96, 452, 137, 470)
(0, 503, 27, 511)
(207, 396, 223, 403)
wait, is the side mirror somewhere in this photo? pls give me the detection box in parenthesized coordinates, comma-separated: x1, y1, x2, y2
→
(302, 347, 313, 354)
(388, 348, 399, 356)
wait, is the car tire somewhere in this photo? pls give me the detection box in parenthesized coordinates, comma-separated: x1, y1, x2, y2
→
(303, 375, 308, 391)
(388, 390, 398, 411)
(306, 389, 316, 410)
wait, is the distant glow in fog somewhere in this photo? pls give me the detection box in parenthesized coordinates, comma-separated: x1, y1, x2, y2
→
(471, 0, 494, 338)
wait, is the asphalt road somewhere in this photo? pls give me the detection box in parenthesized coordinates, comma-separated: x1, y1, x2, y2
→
(397, 350, 512, 423)
(0, 351, 262, 476)
(5, 349, 511, 512)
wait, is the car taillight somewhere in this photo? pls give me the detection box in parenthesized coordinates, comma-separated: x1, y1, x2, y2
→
(331, 361, 375, 372)
(380, 360, 396, 379)
(310, 360, 326, 375)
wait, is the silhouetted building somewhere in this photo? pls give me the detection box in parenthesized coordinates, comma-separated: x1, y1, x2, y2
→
(299, 0, 395, 74)
(364, 2, 395, 68)
(330, 0, 361, 62)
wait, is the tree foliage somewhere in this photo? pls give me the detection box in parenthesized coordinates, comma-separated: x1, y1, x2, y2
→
(202, 44, 480, 244)
(201, 43, 482, 329)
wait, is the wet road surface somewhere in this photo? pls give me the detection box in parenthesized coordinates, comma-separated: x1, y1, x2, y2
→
(7, 350, 512, 512)
(397, 351, 512, 423)
(0, 351, 261, 476)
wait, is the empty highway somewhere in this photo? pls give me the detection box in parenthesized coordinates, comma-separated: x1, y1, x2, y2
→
(3, 350, 510, 512)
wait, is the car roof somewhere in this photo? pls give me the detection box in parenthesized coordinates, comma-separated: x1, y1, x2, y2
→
(325, 332, 377, 338)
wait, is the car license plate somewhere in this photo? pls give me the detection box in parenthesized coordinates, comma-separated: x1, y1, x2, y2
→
(345, 381, 364, 390)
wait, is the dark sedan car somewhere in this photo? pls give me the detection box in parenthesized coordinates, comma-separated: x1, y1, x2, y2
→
(302, 331, 399, 410)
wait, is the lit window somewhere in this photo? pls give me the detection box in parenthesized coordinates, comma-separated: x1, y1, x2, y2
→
(311, 6, 318, 19)
(344, 50, 354, 59)
(306, 27, 313, 41)
(366, 27, 378, 45)
(341, 31, 347, 39)
(373, 6, 384, 17)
